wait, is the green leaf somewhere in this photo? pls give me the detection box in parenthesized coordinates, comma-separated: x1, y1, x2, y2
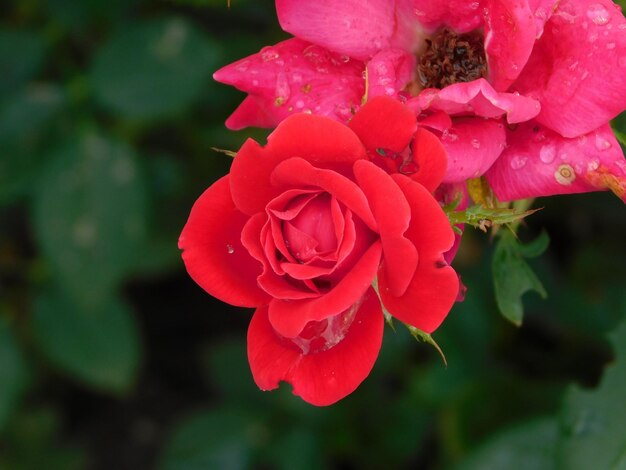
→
(0, 84, 65, 204)
(33, 131, 147, 305)
(0, 29, 45, 98)
(32, 290, 141, 393)
(0, 317, 28, 431)
(558, 320, 626, 470)
(492, 230, 549, 325)
(159, 407, 262, 470)
(89, 18, 219, 120)
(455, 417, 558, 470)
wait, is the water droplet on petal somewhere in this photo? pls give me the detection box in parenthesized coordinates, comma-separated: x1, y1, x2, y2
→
(261, 47, 280, 61)
(510, 156, 528, 170)
(226, 244, 234, 254)
(539, 144, 557, 164)
(555, 164, 576, 185)
(471, 139, 481, 149)
(587, 3, 611, 25)
(595, 134, 612, 150)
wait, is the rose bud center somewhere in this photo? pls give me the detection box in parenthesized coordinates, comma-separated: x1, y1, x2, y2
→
(282, 193, 337, 263)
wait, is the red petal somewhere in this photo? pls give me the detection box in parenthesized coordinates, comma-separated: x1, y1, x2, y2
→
(179, 176, 269, 307)
(379, 175, 458, 333)
(268, 241, 382, 337)
(247, 287, 384, 406)
(271, 157, 378, 231)
(230, 114, 367, 216)
(410, 127, 448, 192)
(348, 96, 416, 153)
(353, 160, 418, 297)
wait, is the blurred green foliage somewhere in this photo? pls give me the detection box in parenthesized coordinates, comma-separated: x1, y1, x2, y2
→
(0, 0, 625, 468)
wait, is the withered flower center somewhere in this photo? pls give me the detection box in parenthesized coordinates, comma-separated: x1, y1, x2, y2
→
(417, 28, 487, 89)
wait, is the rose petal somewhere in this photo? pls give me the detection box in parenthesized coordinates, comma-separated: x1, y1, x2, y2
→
(247, 287, 384, 406)
(214, 38, 365, 130)
(353, 160, 418, 297)
(512, 0, 626, 137)
(410, 127, 448, 192)
(365, 49, 416, 100)
(276, 0, 415, 60)
(271, 157, 378, 231)
(379, 175, 458, 333)
(230, 114, 367, 216)
(179, 176, 269, 307)
(410, 0, 484, 32)
(434, 117, 507, 183)
(486, 122, 626, 202)
(417, 78, 541, 124)
(348, 95, 417, 153)
(483, 0, 537, 91)
(268, 241, 383, 338)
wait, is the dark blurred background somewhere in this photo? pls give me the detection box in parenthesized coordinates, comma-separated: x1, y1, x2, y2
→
(1, 0, 625, 469)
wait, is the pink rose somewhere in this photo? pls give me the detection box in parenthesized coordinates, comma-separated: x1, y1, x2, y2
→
(215, 0, 626, 202)
(179, 97, 459, 405)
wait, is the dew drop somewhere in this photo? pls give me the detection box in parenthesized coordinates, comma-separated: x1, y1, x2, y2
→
(510, 156, 528, 170)
(469, 1, 479, 10)
(555, 164, 576, 185)
(587, 3, 611, 25)
(226, 244, 234, 254)
(595, 134, 612, 150)
(539, 144, 556, 164)
(471, 139, 481, 149)
(261, 47, 280, 61)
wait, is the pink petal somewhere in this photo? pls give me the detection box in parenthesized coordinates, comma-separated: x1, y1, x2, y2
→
(512, 0, 626, 137)
(527, 0, 559, 37)
(353, 160, 418, 297)
(275, 0, 416, 60)
(365, 49, 415, 99)
(486, 122, 626, 201)
(483, 0, 538, 91)
(179, 176, 269, 307)
(379, 175, 458, 333)
(431, 117, 507, 183)
(410, 0, 484, 32)
(268, 241, 383, 338)
(214, 38, 365, 129)
(416, 78, 541, 124)
(247, 287, 384, 406)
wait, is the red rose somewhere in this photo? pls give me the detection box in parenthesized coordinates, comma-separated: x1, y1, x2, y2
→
(179, 97, 459, 405)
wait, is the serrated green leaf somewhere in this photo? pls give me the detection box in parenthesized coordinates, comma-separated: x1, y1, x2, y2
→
(0, 317, 28, 431)
(492, 231, 548, 325)
(558, 320, 626, 470)
(33, 131, 147, 305)
(89, 18, 219, 120)
(32, 290, 141, 393)
(447, 204, 539, 231)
